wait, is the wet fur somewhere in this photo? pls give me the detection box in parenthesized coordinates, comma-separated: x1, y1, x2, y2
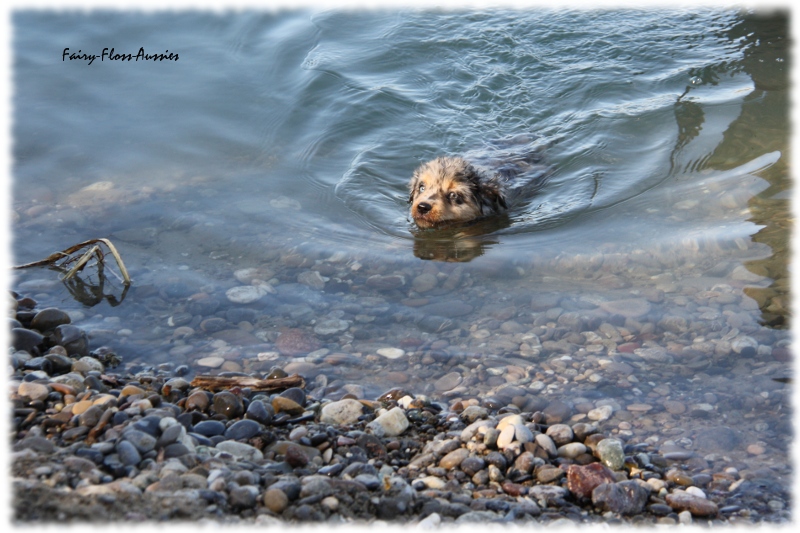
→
(408, 156, 508, 229)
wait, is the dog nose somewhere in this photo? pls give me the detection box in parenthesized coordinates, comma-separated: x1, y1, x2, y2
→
(416, 202, 432, 215)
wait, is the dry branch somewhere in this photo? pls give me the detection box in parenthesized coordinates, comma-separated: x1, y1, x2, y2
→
(190, 374, 306, 392)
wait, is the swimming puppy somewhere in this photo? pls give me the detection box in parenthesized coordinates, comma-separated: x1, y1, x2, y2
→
(408, 156, 508, 229)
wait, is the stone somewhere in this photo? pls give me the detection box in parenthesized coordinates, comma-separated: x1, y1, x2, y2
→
(376, 347, 405, 359)
(122, 429, 157, 453)
(225, 285, 268, 304)
(567, 463, 617, 499)
(17, 382, 50, 402)
(272, 396, 305, 416)
(434, 372, 462, 392)
(193, 420, 226, 437)
(215, 441, 263, 462)
(224, 419, 262, 440)
(320, 399, 364, 425)
(534, 434, 557, 457)
(439, 448, 470, 469)
(367, 407, 409, 437)
(588, 405, 614, 422)
(30, 308, 71, 331)
(528, 485, 569, 506)
(666, 491, 719, 517)
(459, 456, 486, 477)
(245, 399, 274, 425)
(412, 273, 438, 293)
(545, 424, 574, 445)
(558, 442, 588, 459)
(599, 298, 651, 319)
(264, 488, 289, 513)
(596, 438, 625, 470)
(592, 481, 650, 515)
(313, 318, 349, 337)
(276, 329, 320, 356)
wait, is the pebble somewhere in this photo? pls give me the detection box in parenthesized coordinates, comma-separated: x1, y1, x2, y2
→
(367, 407, 409, 437)
(666, 491, 720, 517)
(225, 285, 268, 304)
(215, 441, 263, 462)
(434, 372, 462, 392)
(596, 438, 625, 470)
(17, 382, 50, 402)
(376, 347, 405, 359)
(320, 399, 364, 425)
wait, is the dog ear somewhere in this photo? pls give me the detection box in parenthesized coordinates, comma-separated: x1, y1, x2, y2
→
(407, 177, 418, 204)
(479, 179, 507, 211)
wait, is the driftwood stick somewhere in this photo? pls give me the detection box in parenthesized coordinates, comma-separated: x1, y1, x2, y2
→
(190, 374, 306, 392)
(14, 238, 131, 285)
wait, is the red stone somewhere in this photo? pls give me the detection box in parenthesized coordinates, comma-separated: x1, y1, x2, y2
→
(617, 342, 640, 353)
(567, 463, 617, 499)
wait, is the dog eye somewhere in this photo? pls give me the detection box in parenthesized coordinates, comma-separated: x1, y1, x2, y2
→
(418, 184, 425, 192)
(448, 192, 463, 204)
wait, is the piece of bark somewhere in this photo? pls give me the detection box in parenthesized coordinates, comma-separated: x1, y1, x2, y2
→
(190, 374, 305, 392)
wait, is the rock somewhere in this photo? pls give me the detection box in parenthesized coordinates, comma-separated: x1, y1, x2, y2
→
(412, 273, 438, 293)
(196, 356, 225, 368)
(12, 328, 45, 354)
(693, 426, 741, 453)
(313, 318, 349, 337)
(666, 491, 719, 517)
(17, 382, 50, 402)
(376, 347, 405, 359)
(213, 391, 244, 419)
(596, 438, 625, 470)
(588, 405, 614, 422)
(225, 285, 268, 304)
(599, 298, 651, 319)
(297, 270, 326, 289)
(545, 424, 574, 445)
(122, 429, 157, 453)
(263, 488, 289, 513)
(272, 396, 305, 416)
(193, 420, 226, 437)
(215, 441, 263, 462)
(30, 308, 71, 331)
(245, 399, 274, 425)
(320, 399, 364, 425)
(51, 325, 89, 357)
(229, 485, 259, 510)
(367, 407, 409, 437)
(567, 463, 617, 499)
(439, 448, 470, 469)
(592, 481, 650, 515)
(434, 372, 462, 392)
(224, 419, 262, 440)
(534, 434, 557, 457)
(528, 485, 569, 506)
(115, 440, 142, 466)
(419, 300, 473, 318)
(366, 274, 406, 290)
(276, 329, 320, 356)
(558, 442, 587, 459)
(542, 401, 572, 423)
(459, 456, 486, 477)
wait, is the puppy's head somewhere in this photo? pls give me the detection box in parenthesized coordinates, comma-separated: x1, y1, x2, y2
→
(408, 157, 505, 229)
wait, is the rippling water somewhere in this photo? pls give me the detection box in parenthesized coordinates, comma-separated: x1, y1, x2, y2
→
(10, 7, 792, 509)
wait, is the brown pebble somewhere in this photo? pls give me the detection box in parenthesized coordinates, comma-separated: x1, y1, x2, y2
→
(665, 491, 719, 517)
(264, 488, 288, 513)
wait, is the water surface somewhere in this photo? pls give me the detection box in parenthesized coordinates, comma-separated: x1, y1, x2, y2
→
(11, 8, 791, 510)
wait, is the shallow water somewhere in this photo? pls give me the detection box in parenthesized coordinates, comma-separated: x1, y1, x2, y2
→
(10, 7, 792, 510)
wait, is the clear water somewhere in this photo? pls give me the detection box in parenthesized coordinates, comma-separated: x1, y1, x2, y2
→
(10, 7, 791, 494)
